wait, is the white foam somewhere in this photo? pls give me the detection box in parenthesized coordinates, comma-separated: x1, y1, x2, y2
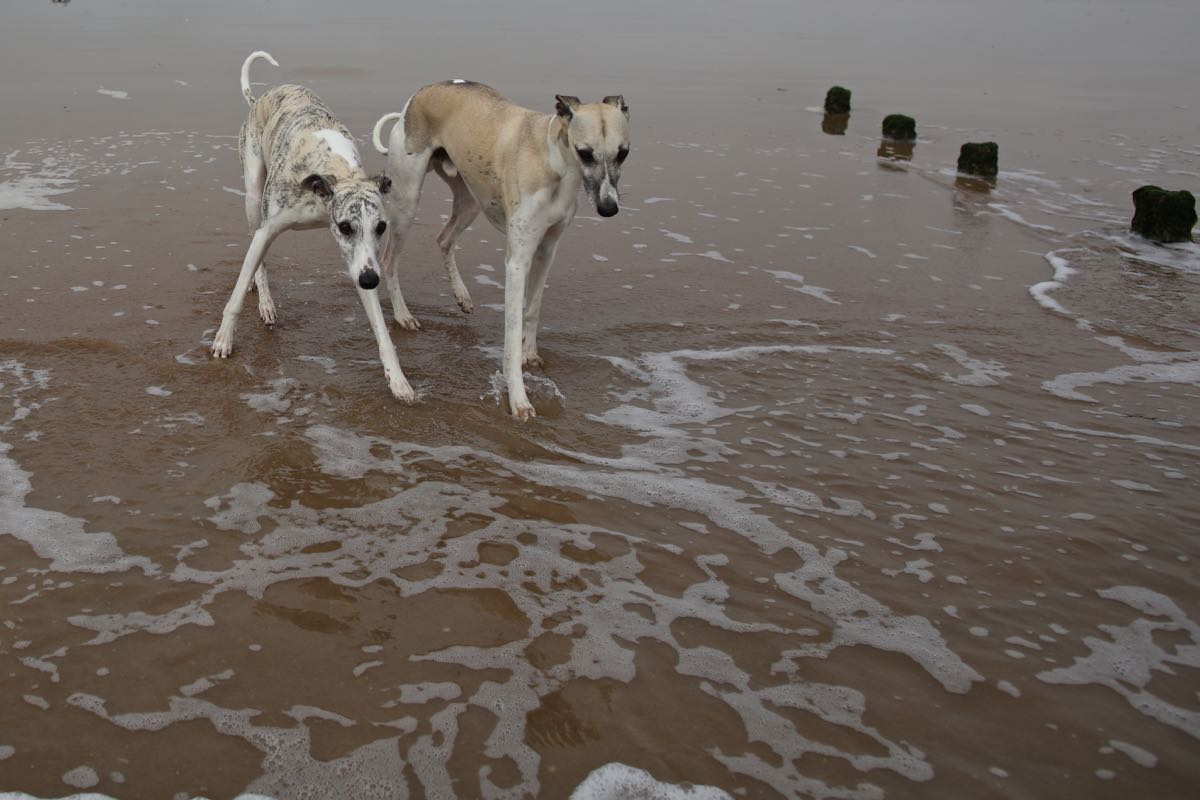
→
(311, 342, 981, 724)
(1092, 230, 1200, 275)
(1029, 248, 1089, 324)
(96, 88, 129, 100)
(1108, 739, 1157, 768)
(1043, 421, 1200, 453)
(1038, 586, 1200, 738)
(0, 175, 76, 211)
(1110, 479, 1159, 493)
(394, 682, 461, 704)
(660, 229, 693, 244)
(987, 203, 1057, 233)
(764, 270, 839, 304)
(1043, 358, 1200, 403)
(569, 763, 731, 800)
(933, 344, 1009, 386)
(241, 378, 299, 415)
(61, 767, 100, 789)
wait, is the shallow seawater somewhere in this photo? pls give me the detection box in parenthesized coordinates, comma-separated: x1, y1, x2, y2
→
(1, 1, 1199, 798)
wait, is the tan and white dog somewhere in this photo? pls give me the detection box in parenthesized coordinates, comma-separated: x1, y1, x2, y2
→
(372, 81, 630, 420)
(212, 52, 415, 402)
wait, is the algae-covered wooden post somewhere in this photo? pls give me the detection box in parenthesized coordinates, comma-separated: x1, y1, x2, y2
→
(1131, 186, 1196, 243)
(824, 86, 851, 114)
(957, 142, 998, 178)
(881, 114, 916, 142)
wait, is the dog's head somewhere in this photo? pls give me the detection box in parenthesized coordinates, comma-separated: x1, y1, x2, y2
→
(555, 95, 630, 218)
(302, 173, 392, 290)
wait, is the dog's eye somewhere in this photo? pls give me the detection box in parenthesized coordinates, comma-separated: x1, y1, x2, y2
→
(375, 221, 387, 236)
(616, 147, 629, 164)
(337, 221, 354, 236)
(576, 147, 595, 165)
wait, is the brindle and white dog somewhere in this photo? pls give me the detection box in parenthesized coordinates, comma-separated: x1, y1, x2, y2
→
(211, 51, 415, 402)
(372, 82, 630, 420)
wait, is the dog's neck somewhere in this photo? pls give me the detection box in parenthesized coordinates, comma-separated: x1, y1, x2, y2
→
(545, 115, 574, 179)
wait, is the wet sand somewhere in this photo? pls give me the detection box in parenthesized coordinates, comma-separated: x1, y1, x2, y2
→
(2, 1, 1199, 798)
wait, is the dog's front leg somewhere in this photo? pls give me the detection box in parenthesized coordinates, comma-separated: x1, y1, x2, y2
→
(213, 223, 283, 357)
(522, 224, 565, 369)
(504, 229, 541, 420)
(357, 284, 416, 402)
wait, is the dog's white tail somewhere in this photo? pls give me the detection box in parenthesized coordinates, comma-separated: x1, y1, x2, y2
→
(241, 51, 279, 107)
(372, 112, 405, 155)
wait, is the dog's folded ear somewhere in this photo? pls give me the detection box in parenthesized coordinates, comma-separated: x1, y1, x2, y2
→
(602, 95, 629, 119)
(302, 174, 335, 200)
(373, 173, 392, 195)
(555, 95, 581, 119)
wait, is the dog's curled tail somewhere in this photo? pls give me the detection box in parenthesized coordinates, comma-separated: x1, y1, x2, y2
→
(241, 51, 279, 107)
(372, 112, 405, 155)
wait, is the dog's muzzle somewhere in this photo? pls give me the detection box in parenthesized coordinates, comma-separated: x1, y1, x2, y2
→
(596, 176, 620, 217)
(358, 269, 380, 290)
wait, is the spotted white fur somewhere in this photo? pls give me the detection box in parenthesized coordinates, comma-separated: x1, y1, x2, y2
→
(213, 52, 415, 404)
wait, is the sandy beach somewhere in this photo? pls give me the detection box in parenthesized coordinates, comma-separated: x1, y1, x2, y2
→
(1, 1, 1198, 797)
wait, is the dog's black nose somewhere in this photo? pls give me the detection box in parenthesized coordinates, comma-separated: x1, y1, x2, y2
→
(597, 199, 619, 218)
(358, 269, 380, 290)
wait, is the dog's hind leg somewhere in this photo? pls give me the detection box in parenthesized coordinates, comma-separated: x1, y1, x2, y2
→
(212, 218, 287, 358)
(521, 223, 565, 369)
(252, 265, 276, 327)
(239, 121, 276, 326)
(380, 150, 432, 331)
(432, 160, 478, 314)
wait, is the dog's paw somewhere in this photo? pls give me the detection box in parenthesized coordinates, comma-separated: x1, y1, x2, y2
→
(393, 314, 422, 332)
(211, 327, 234, 358)
(510, 396, 537, 421)
(521, 352, 544, 370)
(388, 374, 417, 403)
(258, 302, 276, 327)
(455, 292, 474, 314)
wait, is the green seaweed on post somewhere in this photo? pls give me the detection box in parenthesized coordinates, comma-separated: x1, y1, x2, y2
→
(957, 142, 999, 178)
(881, 114, 916, 142)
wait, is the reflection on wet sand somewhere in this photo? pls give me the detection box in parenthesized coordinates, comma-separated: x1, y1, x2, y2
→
(954, 174, 996, 194)
(877, 139, 915, 163)
(821, 112, 849, 136)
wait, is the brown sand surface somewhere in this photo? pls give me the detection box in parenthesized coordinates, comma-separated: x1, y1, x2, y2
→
(1, 1, 1198, 798)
